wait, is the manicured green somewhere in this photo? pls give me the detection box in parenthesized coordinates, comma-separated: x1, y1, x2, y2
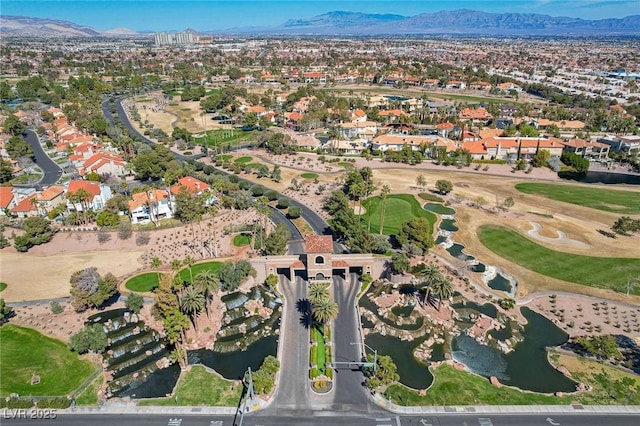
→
(384, 365, 563, 405)
(216, 154, 233, 161)
(138, 366, 241, 406)
(0, 325, 95, 396)
(314, 327, 327, 374)
(179, 261, 223, 283)
(478, 225, 640, 294)
(234, 156, 253, 164)
(301, 172, 319, 179)
(0, 282, 7, 292)
(338, 162, 354, 168)
(515, 183, 640, 214)
(361, 194, 436, 236)
(124, 272, 161, 292)
(205, 129, 258, 147)
(418, 193, 444, 203)
(233, 233, 251, 247)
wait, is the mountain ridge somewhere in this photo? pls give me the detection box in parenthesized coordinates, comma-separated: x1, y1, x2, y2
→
(1, 10, 639, 37)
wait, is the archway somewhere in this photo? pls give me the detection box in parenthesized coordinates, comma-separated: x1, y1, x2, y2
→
(315, 272, 326, 281)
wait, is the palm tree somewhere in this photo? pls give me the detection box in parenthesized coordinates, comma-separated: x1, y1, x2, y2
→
(379, 185, 391, 235)
(312, 297, 339, 325)
(183, 255, 195, 284)
(193, 270, 219, 319)
(420, 264, 442, 285)
(253, 197, 272, 252)
(430, 276, 454, 311)
(150, 256, 162, 284)
(180, 286, 205, 330)
(308, 282, 330, 304)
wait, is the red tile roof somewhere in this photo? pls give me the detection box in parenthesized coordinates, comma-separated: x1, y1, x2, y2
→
(0, 187, 14, 209)
(332, 260, 349, 268)
(67, 180, 101, 197)
(170, 176, 211, 195)
(305, 235, 333, 254)
(11, 194, 38, 213)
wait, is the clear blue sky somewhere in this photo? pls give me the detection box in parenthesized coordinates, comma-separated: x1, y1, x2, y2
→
(1, 1, 638, 31)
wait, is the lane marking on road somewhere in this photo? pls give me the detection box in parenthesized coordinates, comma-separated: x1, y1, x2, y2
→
(168, 419, 182, 426)
(478, 418, 493, 426)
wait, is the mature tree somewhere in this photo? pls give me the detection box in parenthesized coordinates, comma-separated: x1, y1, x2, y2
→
(371, 233, 391, 254)
(390, 252, 410, 275)
(0, 159, 13, 183)
(312, 297, 339, 324)
(242, 112, 258, 129)
(308, 282, 330, 304)
(612, 216, 640, 236)
(183, 255, 195, 284)
(365, 354, 399, 390)
(3, 114, 26, 136)
(6, 136, 34, 160)
(421, 264, 442, 285)
(575, 335, 621, 360)
(250, 355, 280, 395)
(416, 175, 427, 190)
(435, 179, 453, 195)
(125, 292, 145, 313)
(193, 270, 219, 319)
(397, 217, 434, 253)
(13, 217, 56, 252)
(430, 276, 454, 310)
(96, 210, 120, 227)
(68, 323, 108, 353)
(174, 187, 206, 223)
(69, 267, 118, 312)
(263, 222, 290, 255)
(287, 206, 302, 219)
(323, 190, 350, 215)
(379, 184, 391, 235)
(218, 260, 253, 291)
(118, 220, 133, 240)
(0, 298, 13, 322)
(180, 286, 205, 329)
(561, 151, 589, 174)
(531, 149, 551, 168)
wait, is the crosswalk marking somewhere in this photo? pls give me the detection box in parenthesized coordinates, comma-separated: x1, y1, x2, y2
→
(478, 418, 493, 426)
(376, 419, 392, 426)
(168, 419, 182, 426)
(210, 421, 223, 426)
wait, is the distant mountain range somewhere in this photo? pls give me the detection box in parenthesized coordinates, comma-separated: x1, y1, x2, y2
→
(2, 10, 640, 37)
(0, 16, 135, 37)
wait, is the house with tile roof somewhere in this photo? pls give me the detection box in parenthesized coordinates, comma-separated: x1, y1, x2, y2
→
(35, 185, 65, 216)
(10, 194, 39, 218)
(459, 107, 493, 123)
(66, 180, 112, 212)
(559, 138, 610, 161)
(0, 186, 16, 215)
(129, 189, 173, 225)
(79, 152, 126, 177)
(339, 121, 378, 140)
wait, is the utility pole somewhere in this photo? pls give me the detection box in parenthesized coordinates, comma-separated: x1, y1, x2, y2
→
(237, 367, 255, 426)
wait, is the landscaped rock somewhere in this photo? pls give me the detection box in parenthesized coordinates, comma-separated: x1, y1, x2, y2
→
(490, 376, 502, 387)
(556, 366, 571, 376)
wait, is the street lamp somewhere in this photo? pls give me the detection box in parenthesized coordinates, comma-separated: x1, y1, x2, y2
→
(351, 342, 377, 375)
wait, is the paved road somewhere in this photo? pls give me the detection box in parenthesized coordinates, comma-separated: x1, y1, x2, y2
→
(265, 275, 312, 415)
(331, 273, 374, 412)
(21, 129, 62, 186)
(3, 412, 639, 426)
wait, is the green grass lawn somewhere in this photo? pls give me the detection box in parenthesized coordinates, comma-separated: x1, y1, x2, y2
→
(179, 261, 223, 283)
(301, 172, 319, 179)
(233, 233, 251, 247)
(124, 272, 161, 292)
(138, 365, 241, 406)
(0, 282, 7, 292)
(384, 365, 563, 405)
(361, 194, 436, 236)
(338, 162, 354, 169)
(216, 154, 233, 161)
(74, 375, 104, 406)
(515, 183, 640, 214)
(478, 225, 640, 294)
(234, 156, 253, 163)
(314, 327, 327, 374)
(0, 325, 95, 396)
(205, 129, 258, 147)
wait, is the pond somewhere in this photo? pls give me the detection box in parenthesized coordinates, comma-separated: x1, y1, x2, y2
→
(439, 219, 459, 232)
(451, 301, 498, 318)
(559, 170, 640, 185)
(452, 307, 577, 393)
(488, 273, 513, 293)
(189, 335, 278, 380)
(424, 203, 455, 215)
(365, 333, 433, 389)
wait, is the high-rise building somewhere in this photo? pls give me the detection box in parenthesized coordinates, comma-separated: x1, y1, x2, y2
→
(154, 31, 194, 47)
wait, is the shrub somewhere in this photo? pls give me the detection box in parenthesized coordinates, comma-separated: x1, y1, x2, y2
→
(287, 206, 301, 219)
(265, 190, 278, 201)
(50, 300, 64, 314)
(418, 193, 444, 202)
(277, 198, 289, 209)
(136, 231, 150, 246)
(36, 397, 71, 409)
(0, 397, 34, 409)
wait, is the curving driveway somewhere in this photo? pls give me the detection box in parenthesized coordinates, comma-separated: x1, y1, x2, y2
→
(21, 129, 62, 186)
